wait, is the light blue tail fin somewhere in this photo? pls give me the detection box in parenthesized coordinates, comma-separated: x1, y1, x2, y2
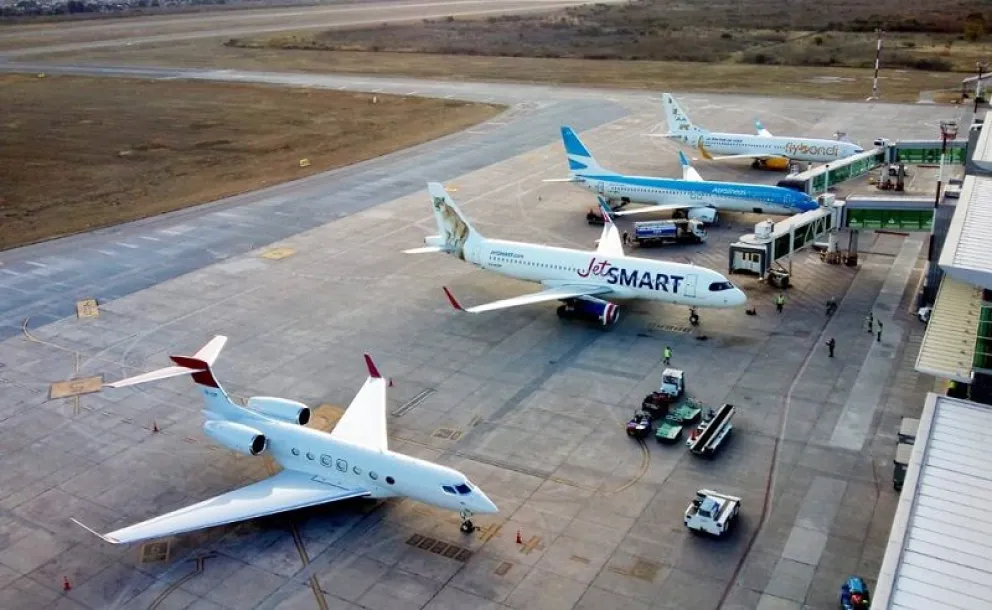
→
(560, 126, 613, 174)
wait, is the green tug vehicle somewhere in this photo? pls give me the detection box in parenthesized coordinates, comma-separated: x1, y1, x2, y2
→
(655, 414, 684, 444)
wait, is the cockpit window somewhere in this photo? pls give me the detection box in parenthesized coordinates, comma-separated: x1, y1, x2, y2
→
(455, 483, 472, 495)
(709, 282, 734, 292)
(442, 485, 456, 495)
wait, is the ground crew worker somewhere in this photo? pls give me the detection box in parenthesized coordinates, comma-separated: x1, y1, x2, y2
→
(775, 293, 786, 313)
(664, 346, 672, 365)
(622, 231, 630, 245)
(826, 338, 836, 358)
(876, 319, 883, 342)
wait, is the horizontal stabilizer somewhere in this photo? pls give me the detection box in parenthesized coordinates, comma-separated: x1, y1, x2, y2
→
(403, 246, 445, 254)
(105, 365, 202, 389)
(542, 177, 582, 183)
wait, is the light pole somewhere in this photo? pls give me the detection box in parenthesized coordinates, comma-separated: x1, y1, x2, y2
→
(868, 29, 883, 101)
(924, 120, 958, 303)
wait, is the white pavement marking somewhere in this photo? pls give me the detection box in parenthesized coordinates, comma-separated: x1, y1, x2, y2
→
(24, 261, 47, 268)
(828, 235, 925, 451)
(116, 242, 139, 249)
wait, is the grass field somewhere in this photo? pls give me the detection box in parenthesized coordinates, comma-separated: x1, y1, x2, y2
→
(0, 74, 502, 250)
(45, 40, 965, 103)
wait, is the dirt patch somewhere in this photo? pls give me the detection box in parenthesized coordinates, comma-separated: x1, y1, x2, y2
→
(0, 73, 502, 251)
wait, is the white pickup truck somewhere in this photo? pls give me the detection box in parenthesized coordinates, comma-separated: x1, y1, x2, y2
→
(684, 489, 741, 537)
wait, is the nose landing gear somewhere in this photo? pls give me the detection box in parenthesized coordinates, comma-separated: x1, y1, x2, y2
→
(459, 508, 475, 534)
(689, 308, 700, 326)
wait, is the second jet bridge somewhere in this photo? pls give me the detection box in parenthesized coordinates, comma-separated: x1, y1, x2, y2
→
(729, 195, 938, 278)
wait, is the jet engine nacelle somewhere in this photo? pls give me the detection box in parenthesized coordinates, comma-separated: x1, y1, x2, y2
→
(246, 397, 311, 425)
(762, 157, 791, 171)
(572, 296, 620, 326)
(686, 206, 718, 225)
(203, 420, 267, 456)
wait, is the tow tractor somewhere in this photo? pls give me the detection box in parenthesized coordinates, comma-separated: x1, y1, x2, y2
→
(687, 403, 734, 457)
(626, 411, 652, 439)
(684, 489, 741, 537)
(641, 368, 685, 416)
(586, 200, 626, 225)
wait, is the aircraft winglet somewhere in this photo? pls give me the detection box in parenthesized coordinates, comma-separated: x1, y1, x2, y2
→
(442, 287, 465, 311)
(596, 197, 614, 225)
(363, 354, 381, 379)
(70, 518, 120, 544)
(696, 141, 715, 160)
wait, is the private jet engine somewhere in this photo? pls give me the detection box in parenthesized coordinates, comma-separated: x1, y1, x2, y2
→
(557, 296, 620, 327)
(246, 397, 311, 426)
(203, 420, 267, 456)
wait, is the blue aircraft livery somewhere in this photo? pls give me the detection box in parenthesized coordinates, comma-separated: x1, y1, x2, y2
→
(577, 258, 684, 293)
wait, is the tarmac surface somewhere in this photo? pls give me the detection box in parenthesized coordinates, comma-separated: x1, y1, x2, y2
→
(0, 81, 956, 609)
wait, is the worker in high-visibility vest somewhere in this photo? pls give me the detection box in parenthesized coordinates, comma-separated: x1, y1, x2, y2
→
(775, 294, 786, 313)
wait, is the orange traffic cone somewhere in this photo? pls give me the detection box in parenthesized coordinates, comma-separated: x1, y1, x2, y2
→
(516, 530, 522, 544)
(62, 576, 71, 591)
(388, 379, 394, 387)
(152, 421, 159, 433)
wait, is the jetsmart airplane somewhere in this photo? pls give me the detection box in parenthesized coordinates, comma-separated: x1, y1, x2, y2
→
(549, 126, 818, 222)
(70, 337, 497, 543)
(406, 183, 746, 327)
(656, 92, 864, 170)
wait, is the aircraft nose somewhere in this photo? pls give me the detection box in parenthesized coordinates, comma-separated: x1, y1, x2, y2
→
(731, 288, 748, 307)
(474, 490, 499, 514)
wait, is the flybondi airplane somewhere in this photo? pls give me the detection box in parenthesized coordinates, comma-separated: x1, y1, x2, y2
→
(406, 182, 746, 327)
(70, 337, 497, 543)
(549, 126, 818, 223)
(656, 92, 864, 170)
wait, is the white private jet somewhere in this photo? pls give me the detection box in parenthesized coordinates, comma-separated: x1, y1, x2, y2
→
(655, 92, 864, 170)
(406, 183, 747, 327)
(70, 337, 497, 543)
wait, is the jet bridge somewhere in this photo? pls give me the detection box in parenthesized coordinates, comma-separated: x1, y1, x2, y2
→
(729, 194, 938, 277)
(729, 197, 841, 277)
(776, 148, 886, 196)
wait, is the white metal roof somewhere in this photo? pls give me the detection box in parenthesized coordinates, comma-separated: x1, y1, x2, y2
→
(969, 111, 992, 168)
(873, 393, 992, 609)
(938, 176, 992, 289)
(915, 275, 982, 383)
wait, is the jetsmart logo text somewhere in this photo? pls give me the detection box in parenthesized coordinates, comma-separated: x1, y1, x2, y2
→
(577, 258, 684, 293)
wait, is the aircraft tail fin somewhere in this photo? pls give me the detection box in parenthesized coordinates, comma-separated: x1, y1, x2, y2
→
(560, 126, 613, 175)
(662, 93, 707, 138)
(422, 182, 482, 260)
(105, 336, 237, 415)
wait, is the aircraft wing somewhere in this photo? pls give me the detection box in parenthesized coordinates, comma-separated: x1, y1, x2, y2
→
(614, 203, 690, 217)
(330, 355, 388, 451)
(71, 470, 370, 545)
(443, 285, 614, 314)
(755, 119, 773, 137)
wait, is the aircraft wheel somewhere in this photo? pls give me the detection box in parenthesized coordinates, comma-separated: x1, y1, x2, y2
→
(689, 313, 700, 326)
(460, 520, 475, 534)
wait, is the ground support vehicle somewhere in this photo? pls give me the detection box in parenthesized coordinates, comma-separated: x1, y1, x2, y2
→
(839, 576, 871, 609)
(631, 219, 705, 247)
(687, 403, 734, 456)
(655, 415, 684, 444)
(684, 489, 740, 537)
(626, 412, 652, 439)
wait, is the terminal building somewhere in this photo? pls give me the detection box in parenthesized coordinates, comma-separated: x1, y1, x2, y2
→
(871, 110, 992, 609)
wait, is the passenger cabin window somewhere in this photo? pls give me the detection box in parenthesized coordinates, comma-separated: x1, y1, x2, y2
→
(709, 282, 734, 292)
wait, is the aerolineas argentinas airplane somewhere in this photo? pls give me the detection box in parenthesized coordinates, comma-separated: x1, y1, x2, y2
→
(656, 93, 864, 170)
(406, 183, 746, 327)
(550, 126, 818, 223)
(70, 337, 497, 543)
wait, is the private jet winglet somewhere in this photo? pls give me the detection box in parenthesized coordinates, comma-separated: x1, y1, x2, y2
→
(442, 286, 466, 311)
(69, 518, 120, 544)
(364, 354, 381, 379)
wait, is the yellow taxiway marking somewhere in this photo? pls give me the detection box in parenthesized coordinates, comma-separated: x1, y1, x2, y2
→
(50, 376, 103, 400)
(260, 247, 295, 260)
(76, 299, 99, 318)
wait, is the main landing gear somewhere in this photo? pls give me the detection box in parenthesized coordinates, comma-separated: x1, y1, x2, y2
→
(689, 308, 700, 326)
(459, 508, 475, 534)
